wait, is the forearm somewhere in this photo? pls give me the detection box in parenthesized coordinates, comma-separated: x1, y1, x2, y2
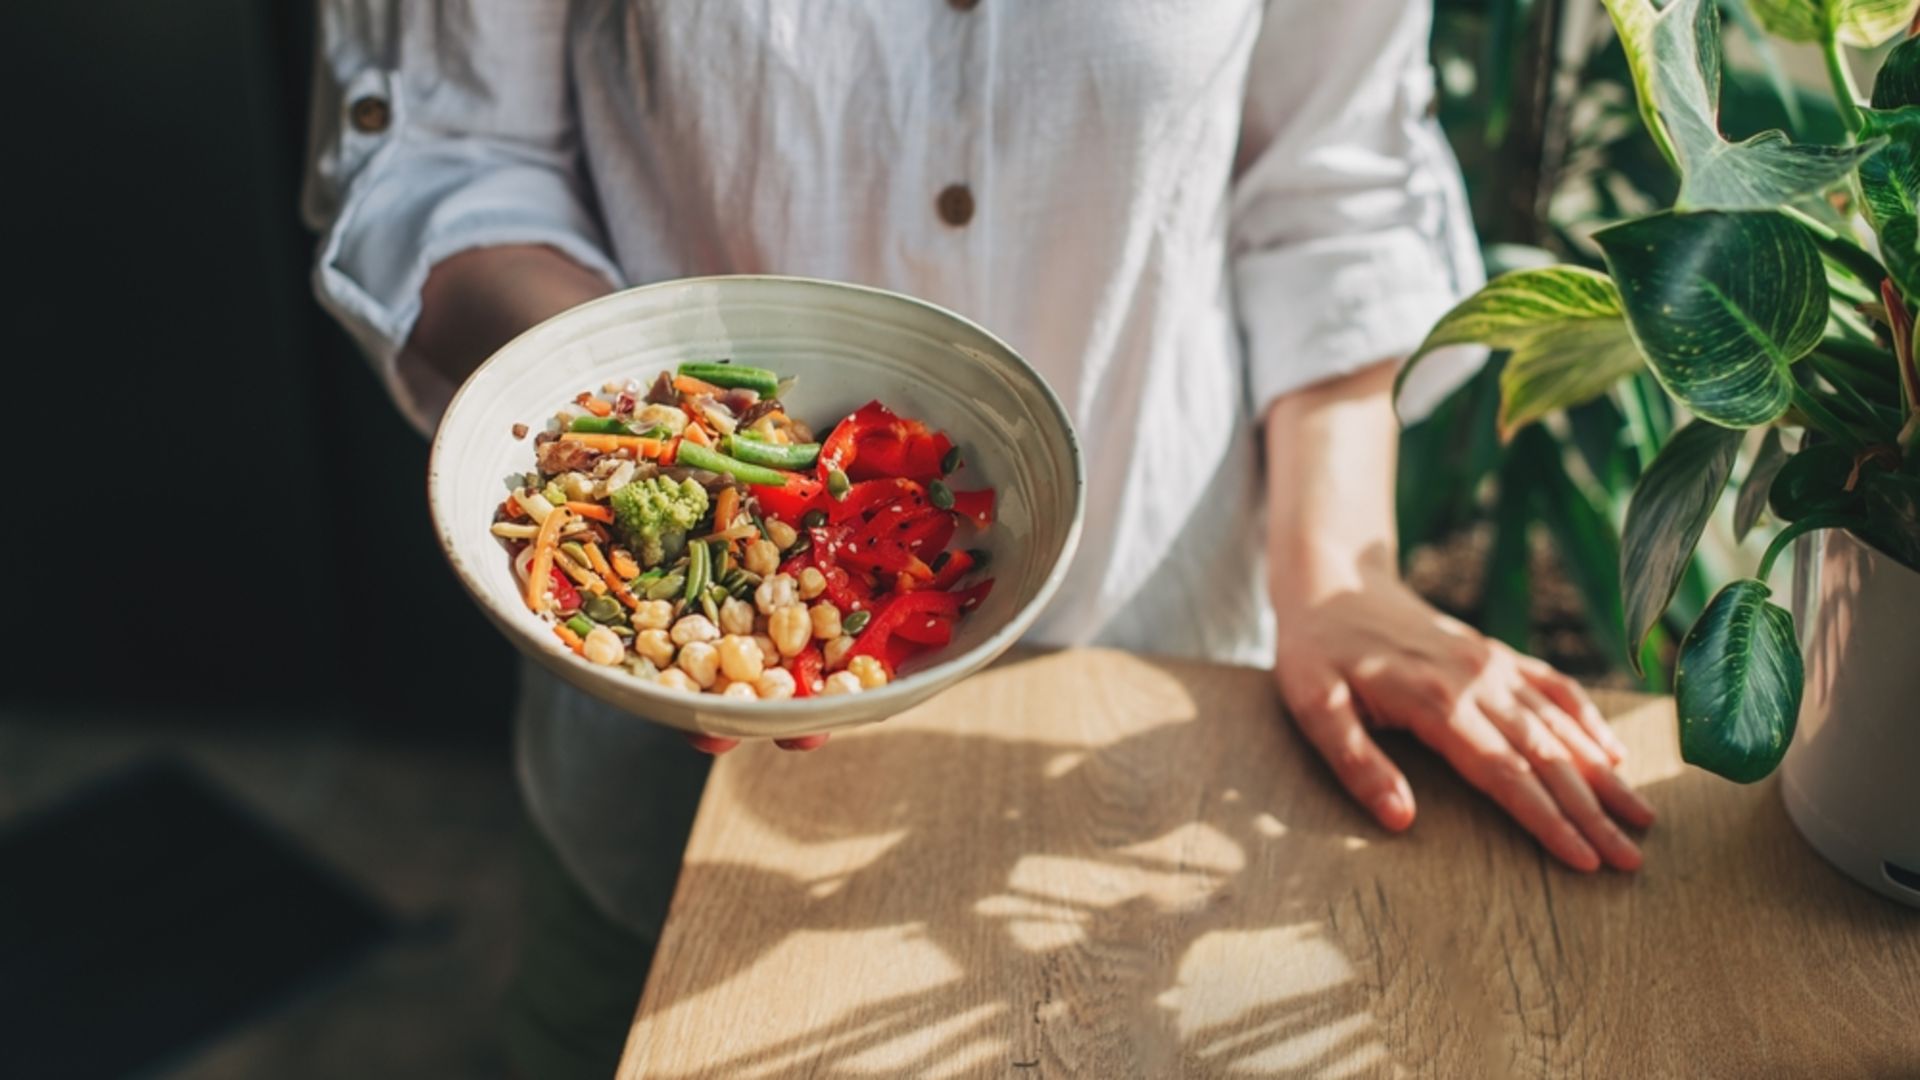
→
(406, 244, 617, 388)
(1262, 358, 1402, 606)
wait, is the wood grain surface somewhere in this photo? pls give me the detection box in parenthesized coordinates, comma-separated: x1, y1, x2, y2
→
(619, 649, 1920, 1079)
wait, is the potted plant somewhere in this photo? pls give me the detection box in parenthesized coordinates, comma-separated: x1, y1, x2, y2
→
(1400, 0, 1920, 905)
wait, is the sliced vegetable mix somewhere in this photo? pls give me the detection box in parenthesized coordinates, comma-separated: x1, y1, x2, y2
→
(493, 370, 996, 699)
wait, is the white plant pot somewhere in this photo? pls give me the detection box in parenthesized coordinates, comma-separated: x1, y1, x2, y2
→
(1783, 528, 1920, 908)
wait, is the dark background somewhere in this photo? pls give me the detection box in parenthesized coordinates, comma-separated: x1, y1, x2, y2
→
(7, 2, 514, 734)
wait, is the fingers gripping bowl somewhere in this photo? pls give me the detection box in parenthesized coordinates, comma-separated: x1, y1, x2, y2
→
(429, 276, 1084, 740)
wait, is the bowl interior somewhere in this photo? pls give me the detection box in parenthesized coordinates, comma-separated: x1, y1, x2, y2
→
(429, 276, 1083, 733)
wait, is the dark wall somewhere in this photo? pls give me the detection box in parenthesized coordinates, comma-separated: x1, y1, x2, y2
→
(7, 3, 514, 734)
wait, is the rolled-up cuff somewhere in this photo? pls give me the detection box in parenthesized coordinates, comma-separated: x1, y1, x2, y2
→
(1236, 227, 1482, 422)
(313, 142, 623, 436)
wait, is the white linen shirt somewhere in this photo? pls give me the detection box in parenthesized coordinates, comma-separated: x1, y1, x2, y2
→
(306, 0, 1483, 928)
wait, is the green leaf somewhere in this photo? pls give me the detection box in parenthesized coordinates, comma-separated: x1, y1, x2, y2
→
(1857, 108, 1920, 297)
(1676, 579, 1803, 783)
(1747, 0, 1919, 46)
(1596, 211, 1827, 428)
(1734, 428, 1791, 540)
(1526, 425, 1634, 670)
(1620, 420, 1744, 672)
(1860, 469, 1920, 568)
(1871, 32, 1920, 108)
(1602, 0, 1879, 209)
(1767, 440, 1860, 519)
(1401, 267, 1645, 440)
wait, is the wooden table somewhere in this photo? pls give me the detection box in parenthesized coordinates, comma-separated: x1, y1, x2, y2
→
(618, 649, 1920, 1079)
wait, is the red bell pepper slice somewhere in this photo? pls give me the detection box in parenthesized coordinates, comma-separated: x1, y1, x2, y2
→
(818, 401, 954, 483)
(927, 549, 978, 592)
(750, 473, 827, 523)
(548, 569, 582, 614)
(894, 612, 954, 647)
(790, 643, 824, 697)
(948, 487, 995, 528)
(831, 477, 926, 525)
(850, 587, 982, 662)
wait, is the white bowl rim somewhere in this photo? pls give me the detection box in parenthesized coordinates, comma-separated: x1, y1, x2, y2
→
(426, 273, 1087, 722)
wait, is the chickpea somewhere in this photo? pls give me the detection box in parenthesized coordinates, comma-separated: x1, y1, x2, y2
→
(765, 519, 798, 551)
(670, 614, 721, 647)
(755, 573, 798, 615)
(717, 635, 765, 683)
(847, 654, 890, 689)
(632, 599, 674, 631)
(635, 628, 676, 667)
(797, 566, 827, 601)
(721, 680, 759, 701)
(754, 667, 797, 700)
(768, 603, 811, 657)
(718, 597, 756, 636)
(823, 634, 856, 671)
(676, 641, 720, 688)
(655, 668, 698, 693)
(820, 671, 864, 696)
(752, 633, 780, 667)
(582, 626, 627, 666)
(809, 602, 842, 641)
(743, 538, 781, 577)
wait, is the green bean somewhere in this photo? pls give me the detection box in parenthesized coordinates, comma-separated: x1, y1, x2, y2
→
(842, 609, 871, 635)
(569, 415, 637, 435)
(676, 361, 782, 397)
(565, 615, 596, 639)
(826, 468, 851, 500)
(723, 435, 821, 470)
(801, 509, 829, 529)
(683, 539, 709, 604)
(674, 441, 792, 487)
(700, 593, 721, 626)
(929, 479, 955, 510)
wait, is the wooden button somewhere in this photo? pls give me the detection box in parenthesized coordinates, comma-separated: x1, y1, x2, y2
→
(936, 183, 975, 227)
(948, 0, 980, 10)
(349, 96, 391, 134)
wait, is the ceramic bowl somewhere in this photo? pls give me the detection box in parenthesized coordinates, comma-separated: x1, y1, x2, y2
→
(429, 276, 1085, 739)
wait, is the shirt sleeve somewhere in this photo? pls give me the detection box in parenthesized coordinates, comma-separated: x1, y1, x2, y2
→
(303, 0, 623, 435)
(1230, 0, 1486, 422)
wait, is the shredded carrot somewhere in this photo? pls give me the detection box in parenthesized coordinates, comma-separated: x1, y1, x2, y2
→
(683, 421, 712, 447)
(582, 542, 616, 581)
(586, 540, 641, 610)
(663, 436, 683, 465)
(566, 501, 615, 524)
(553, 623, 586, 654)
(525, 508, 570, 611)
(581, 397, 613, 417)
(610, 548, 641, 580)
(674, 373, 725, 397)
(713, 487, 739, 533)
(558, 432, 667, 458)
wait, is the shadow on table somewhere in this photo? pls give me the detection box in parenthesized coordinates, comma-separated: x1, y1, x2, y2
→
(632, 650, 1920, 1079)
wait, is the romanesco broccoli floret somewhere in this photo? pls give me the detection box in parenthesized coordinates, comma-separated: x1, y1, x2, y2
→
(608, 476, 709, 567)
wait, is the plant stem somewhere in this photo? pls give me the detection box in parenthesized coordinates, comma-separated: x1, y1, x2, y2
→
(1822, 31, 1865, 137)
(1791, 382, 1868, 449)
(1789, 207, 1888, 288)
(1758, 512, 1866, 582)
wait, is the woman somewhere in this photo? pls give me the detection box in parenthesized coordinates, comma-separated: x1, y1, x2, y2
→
(306, 2, 1655, 1073)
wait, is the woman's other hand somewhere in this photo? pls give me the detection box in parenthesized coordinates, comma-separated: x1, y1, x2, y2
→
(1265, 359, 1652, 872)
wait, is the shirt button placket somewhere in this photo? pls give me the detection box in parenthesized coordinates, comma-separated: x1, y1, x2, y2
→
(933, 0, 986, 306)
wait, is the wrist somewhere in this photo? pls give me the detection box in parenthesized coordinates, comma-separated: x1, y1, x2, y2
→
(1266, 532, 1397, 614)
